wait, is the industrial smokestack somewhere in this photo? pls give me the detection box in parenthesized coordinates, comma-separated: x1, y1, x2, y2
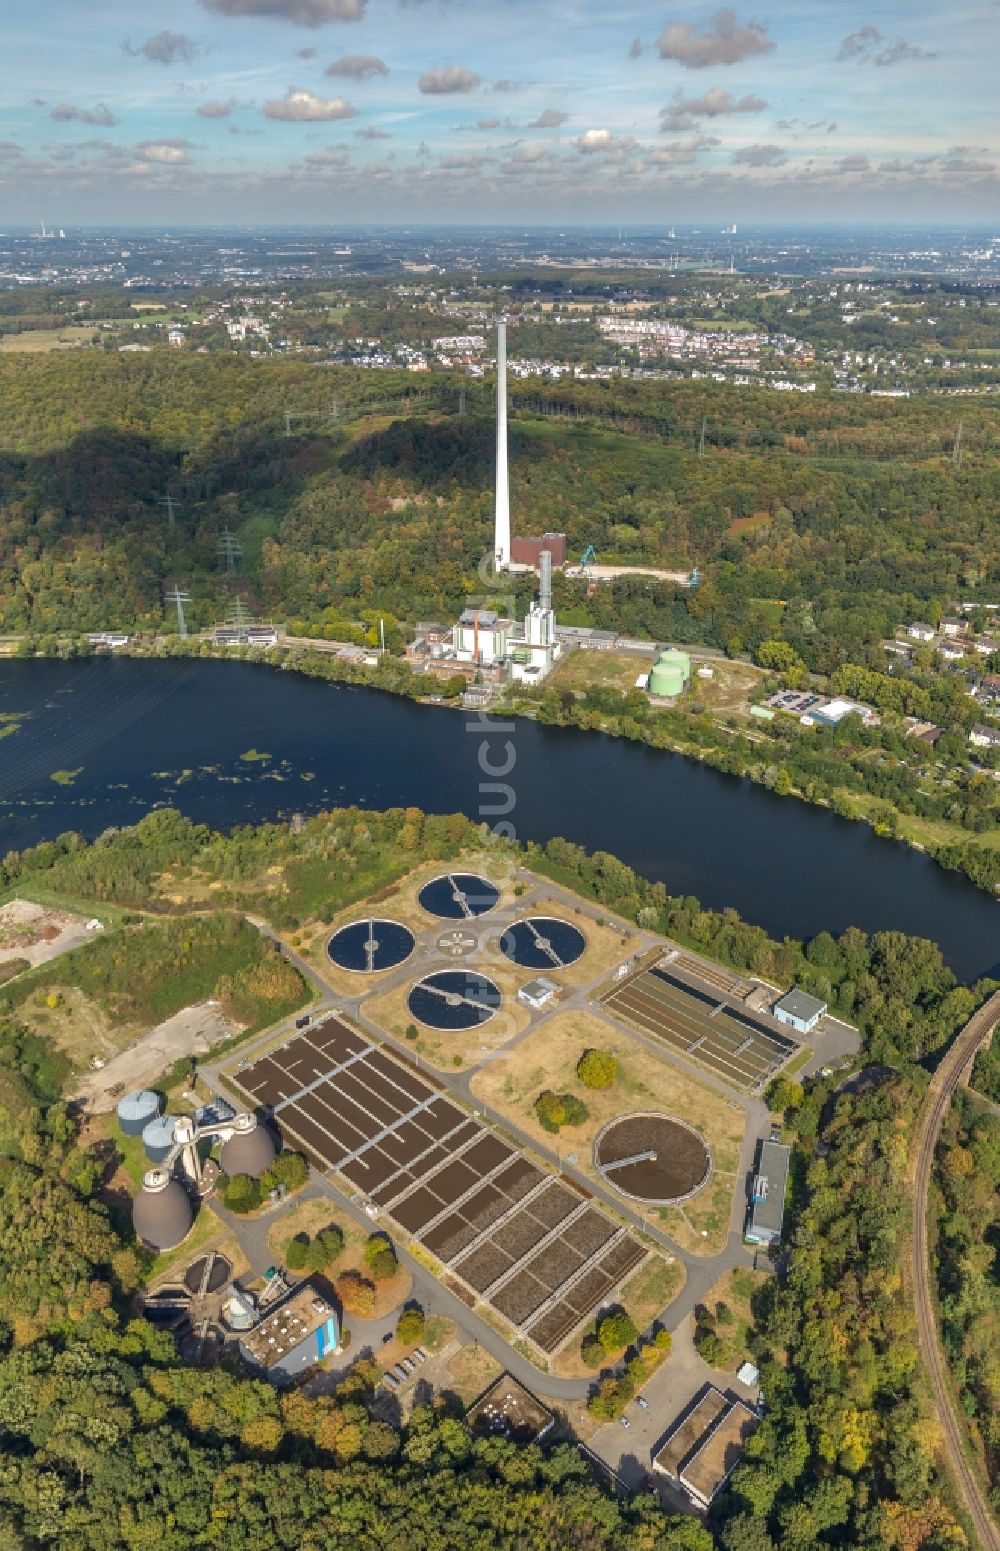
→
(539, 549, 552, 612)
(494, 319, 510, 571)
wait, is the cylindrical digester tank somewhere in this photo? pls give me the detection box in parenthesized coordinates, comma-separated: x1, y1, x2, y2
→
(650, 648, 691, 697)
(142, 1113, 179, 1165)
(117, 1089, 161, 1138)
(133, 1170, 193, 1252)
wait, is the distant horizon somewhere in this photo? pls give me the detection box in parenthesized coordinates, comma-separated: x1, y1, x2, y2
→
(6, 220, 1000, 233)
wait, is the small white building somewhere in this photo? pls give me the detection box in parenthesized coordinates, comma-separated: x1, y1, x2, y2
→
(517, 977, 559, 1010)
(969, 724, 1000, 749)
(906, 622, 935, 642)
(772, 989, 827, 1034)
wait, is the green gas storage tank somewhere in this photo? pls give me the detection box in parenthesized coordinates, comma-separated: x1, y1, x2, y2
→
(649, 648, 691, 697)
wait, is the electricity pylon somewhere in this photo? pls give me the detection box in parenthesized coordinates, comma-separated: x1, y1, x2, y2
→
(159, 493, 178, 528)
(165, 585, 192, 638)
(217, 528, 243, 574)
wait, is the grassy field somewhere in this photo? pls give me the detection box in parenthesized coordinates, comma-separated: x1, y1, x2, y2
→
(550, 649, 657, 696)
(446, 1340, 503, 1401)
(0, 326, 98, 353)
(685, 659, 765, 719)
(691, 1265, 767, 1373)
(266, 1197, 412, 1318)
(469, 1007, 745, 1254)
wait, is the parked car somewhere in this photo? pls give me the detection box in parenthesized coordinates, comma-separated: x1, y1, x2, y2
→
(620, 1415, 631, 1429)
(295, 1014, 311, 1029)
(636, 1395, 649, 1410)
(769, 1124, 781, 1142)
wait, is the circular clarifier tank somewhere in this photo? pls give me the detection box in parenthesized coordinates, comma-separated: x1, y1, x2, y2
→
(407, 970, 502, 1030)
(594, 1113, 712, 1204)
(499, 916, 586, 970)
(418, 873, 500, 920)
(327, 918, 415, 972)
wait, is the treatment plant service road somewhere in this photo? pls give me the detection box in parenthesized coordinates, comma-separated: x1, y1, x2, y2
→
(205, 879, 850, 1405)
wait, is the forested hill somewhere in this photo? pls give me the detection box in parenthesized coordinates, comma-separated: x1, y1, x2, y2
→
(0, 350, 998, 669)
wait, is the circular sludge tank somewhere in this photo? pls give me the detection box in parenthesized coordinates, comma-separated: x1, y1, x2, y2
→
(219, 1116, 276, 1178)
(327, 918, 415, 973)
(141, 1113, 180, 1165)
(649, 648, 691, 698)
(418, 873, 500, 920)
(500, 917, 586, 970)
(116, 1089, 161, 1138)
(407, 970, 502, 1030)
(594, 1113, 711, 1204)
(184, 1255, 232, 1295)
(133, 1170, 194, 1251)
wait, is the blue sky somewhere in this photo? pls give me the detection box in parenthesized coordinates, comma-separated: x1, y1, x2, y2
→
(1, 1, 997, 222)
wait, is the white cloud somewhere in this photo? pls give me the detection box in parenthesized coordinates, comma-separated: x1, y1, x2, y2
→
(51, 102, 119, 126)
(574, 128, 636, 157)
(660, 87, 767, 131)
(304, 147, 349, 164)
(418, 66, 480, 94)
(136, 139, 192, 164)
(197, 100, 235, 118)
(123, 31, 200, 64)
(354, 125, 391, 139)
(262, 87, 357, 119)
(731, 142, 787, 166)
(529, 109, 569, 128)
(657, 9, 775, 69)
(325, 53, 388, 77)
(200, 0, 365, 25)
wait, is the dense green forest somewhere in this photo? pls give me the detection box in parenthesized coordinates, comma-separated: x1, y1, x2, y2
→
(1, 350, 997, 663)
(0, 809, 996, 1546)
(932, 1091, 1000, 1512)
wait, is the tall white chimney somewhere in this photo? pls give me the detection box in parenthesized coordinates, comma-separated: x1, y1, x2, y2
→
(494, 318, 511, 571)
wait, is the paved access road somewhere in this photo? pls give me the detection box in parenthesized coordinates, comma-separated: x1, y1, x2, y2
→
(910, 990, 1000, 1551)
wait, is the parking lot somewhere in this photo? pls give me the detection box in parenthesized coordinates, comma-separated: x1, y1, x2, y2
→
(229, 1017, 646, 1356)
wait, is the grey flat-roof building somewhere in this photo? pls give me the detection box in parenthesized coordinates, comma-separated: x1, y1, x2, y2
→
(651, 1385, 759, 1509)
(772, 988, 827, 1034)
(746, 1138, 791, 1246)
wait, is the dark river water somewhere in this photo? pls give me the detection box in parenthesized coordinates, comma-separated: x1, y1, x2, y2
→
(1, 658, 997, 982)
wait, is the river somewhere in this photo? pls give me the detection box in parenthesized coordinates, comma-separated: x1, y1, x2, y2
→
(0, 657, 997, 982)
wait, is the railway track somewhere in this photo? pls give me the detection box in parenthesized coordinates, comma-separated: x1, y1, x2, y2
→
(910, 991, 1000, 1551)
